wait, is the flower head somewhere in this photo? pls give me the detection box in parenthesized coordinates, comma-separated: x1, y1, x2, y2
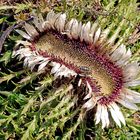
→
(13, 11, 140, 128)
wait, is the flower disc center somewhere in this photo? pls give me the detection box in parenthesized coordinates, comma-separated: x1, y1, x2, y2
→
(33, 30, 121, 96)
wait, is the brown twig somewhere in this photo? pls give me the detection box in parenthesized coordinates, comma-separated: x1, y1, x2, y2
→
(0, 17, 33, 53)
(0, 24, 15, 53)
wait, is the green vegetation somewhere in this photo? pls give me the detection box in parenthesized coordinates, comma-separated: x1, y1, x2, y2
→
(0, 0, 140, 139)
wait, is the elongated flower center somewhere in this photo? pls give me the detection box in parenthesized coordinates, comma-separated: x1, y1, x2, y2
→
(31, 30, 123, 100)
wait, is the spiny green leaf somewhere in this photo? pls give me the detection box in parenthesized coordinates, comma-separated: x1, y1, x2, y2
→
(0, 51, 12, 65)
(0, 70, 24, 84)
(0, 17, 7, 24)
(45, 97, 76, 120)
(13, 71, 44, 92)
(62, 112, 85, 140)
(20, 97, 35, 115)
(39, 85, 73, 110)
(21, 116, 37, 140)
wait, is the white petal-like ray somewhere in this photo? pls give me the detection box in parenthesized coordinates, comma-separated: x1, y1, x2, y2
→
(83, 97, 96, 111)
(117, 98, 139, 110)
(55, 13, 66, 32)
(125, 88, 140, 97)
(77, 21, 82, 37)
(83, 81, 93, 100)
(83, 93, 92, 100)
(86, 81, 92, 94)
(121, 88, 140, 103)
(24, 23, 39, 38)
(110, 102, 125, 125)
(65, 18, 74, 39)
(51, 62, 61, 74)
(50, 13, 62, 29)
(95, 104, 102, 125)
(88, 22, 98, 44)
(38, 60, 50, 72)
(125, 79, 140, 87)
(26, 56, 44, 71)
(16, 30, 32, 40)
(33, 17, 39, 29)
(80, 23, 85, 42)
(116, 48, 132, 66)
(43, 21, 51, 29)
(13, 48, 32, 59)
(93, 28, 101, 44)
(78, 78, 82, 87)
(108, 104, 121, 127)
(45, 11, 55, 29)
(111, 44, 126, 62)
(33, 17, 43, 32)
(33, 14, 45, 32)
(24, 57, 30, 66)
(71, 19, 79, 39)
(123, 62, 139, 82)
(46, 10, 55, 21)
(101, 105, 109, 128)
(121, 93, 140, 103)
(83, 21, 91, 43)
(53, 65, 77, 78)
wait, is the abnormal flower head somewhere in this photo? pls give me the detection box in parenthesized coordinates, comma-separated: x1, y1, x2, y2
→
(13, 11, 140, 129)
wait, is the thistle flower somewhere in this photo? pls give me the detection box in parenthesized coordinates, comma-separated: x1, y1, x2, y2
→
(13, 11, 140, 129)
